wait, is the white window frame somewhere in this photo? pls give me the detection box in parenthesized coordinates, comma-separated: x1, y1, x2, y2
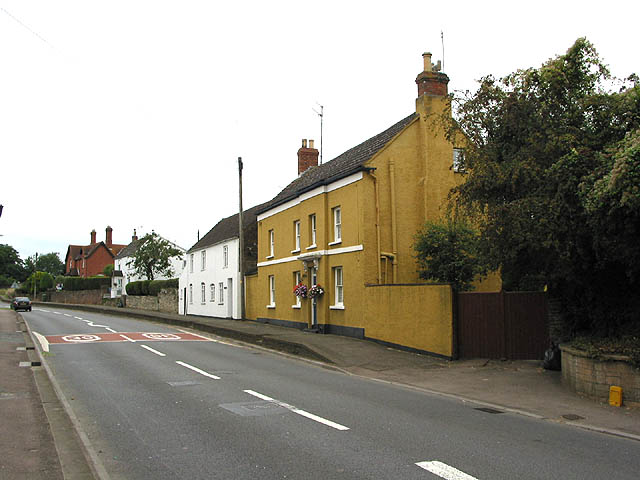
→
(189, 254, 194, 273)
(268, 230, 275, 258)
(223, 245, 229, 268)
(331, 266, 344, 309)
(330, 207, 342, 245)
(201, 282, 206, 304)
(292, 220, 301, 253)
(293, 271, 301, 308)
(308, 214, 317, 249)
(201, 250, 206, 271)
(268, 275, 275, 308)
(453, 148, 465, 173)
(218, 282, 224, 304)
(210, 284, 215, 302)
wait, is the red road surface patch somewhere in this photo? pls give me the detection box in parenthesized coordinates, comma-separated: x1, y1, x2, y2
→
(46, 332, 210, 344)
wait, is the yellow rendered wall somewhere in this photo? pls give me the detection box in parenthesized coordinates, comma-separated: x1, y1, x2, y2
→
(363, 283, 453, 357)
(254, 180, 366, 328)
(244, 273, 259, 320)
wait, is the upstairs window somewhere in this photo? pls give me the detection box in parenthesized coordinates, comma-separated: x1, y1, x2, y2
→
(293, 220, 301, 252)
(201, 250, 206, 271)
(332, 207, 342, 243)
(223, 245, 229, 268)
(268, 230, 275, 258)
(190, 254, 194, 273)
(309, 214, 317, 247)
(453, 148, 465, 173)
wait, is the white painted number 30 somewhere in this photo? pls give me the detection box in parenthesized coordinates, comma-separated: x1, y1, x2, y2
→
(142, 333, 181, 340)
(62, 334, 101, 343)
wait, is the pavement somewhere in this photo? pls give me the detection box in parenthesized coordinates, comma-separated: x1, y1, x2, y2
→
(3, 300, 640, 479)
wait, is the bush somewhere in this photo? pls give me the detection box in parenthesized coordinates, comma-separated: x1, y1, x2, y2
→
(61, 276, 111, 291)
(127, 278, 178, 296)
(149, 278, 179, 296)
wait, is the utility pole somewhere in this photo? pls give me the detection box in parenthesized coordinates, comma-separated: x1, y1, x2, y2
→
(238, 157, 245, 320)
(33, 252, 38, 300)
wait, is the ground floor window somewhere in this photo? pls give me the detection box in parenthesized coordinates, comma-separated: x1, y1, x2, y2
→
(219, 282, 224, 304)
(269, 275, 275, 307)
(189, 284, 193, 304)
(333, 266, 344, 308)
(201, 283, 206, 304)
(210, 284, 215, 302)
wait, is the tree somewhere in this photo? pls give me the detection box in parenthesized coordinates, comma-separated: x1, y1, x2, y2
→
(445, 38, 640, 334)
(127, 232, 183, 281)
(103, 264, 114, 277)
(25, 253, 65, 276)
(414, 219, 487, 291)
(0, 244, 27, 282)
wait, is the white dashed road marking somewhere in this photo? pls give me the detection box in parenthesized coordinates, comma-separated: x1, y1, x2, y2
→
(120, 334, 136, 343)
(175, 361, 220, 380)
(243, 390, 349, 431)
(140, 345, 166, 357)
(416, 461, 478, 480)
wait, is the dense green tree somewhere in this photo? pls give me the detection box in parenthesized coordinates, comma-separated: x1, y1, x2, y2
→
(25, 252, 65, 276)
(413, 219, 487, 291)
(0, 244, 27, 282)
(103, 264, 114, 277)
(127, 232, 183, 281)
(22, 271, 54, 296)
(445, 38, 640, 334)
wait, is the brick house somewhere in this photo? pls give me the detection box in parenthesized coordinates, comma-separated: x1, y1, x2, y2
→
(64, 226, 127, 277)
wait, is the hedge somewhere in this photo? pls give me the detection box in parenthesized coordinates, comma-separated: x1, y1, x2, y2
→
(126, 278, 178, 296)
(62, 276, 111, 291)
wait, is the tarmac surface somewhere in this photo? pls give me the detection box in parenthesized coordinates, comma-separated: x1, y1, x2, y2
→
(3, 301, 640, 479)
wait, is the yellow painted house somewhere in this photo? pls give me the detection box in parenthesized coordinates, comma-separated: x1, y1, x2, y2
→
(245, 53, 500, 358)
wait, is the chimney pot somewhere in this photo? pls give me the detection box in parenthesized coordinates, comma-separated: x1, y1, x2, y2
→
(105, 226, 113, 247)
(423, 52, 432, 72)
(309, 139, 315, 149)
(416, 51, 449, 97)
(90, 229, 96, 244)
(302, 139, 307, 148)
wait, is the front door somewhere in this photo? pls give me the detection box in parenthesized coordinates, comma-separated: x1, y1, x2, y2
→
(227, 278, 233, 318)
(309, 267, 317, 328)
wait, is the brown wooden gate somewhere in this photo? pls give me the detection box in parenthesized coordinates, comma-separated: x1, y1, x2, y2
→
(456, 292, 548, 360)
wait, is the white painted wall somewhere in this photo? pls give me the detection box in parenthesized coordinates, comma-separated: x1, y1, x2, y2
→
(178, 237, 240, 319)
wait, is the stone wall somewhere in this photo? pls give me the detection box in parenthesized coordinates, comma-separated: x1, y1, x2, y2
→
(48, 289, 104, 305)
(125, 289, 178, 314)
(561, 345, 640, 406)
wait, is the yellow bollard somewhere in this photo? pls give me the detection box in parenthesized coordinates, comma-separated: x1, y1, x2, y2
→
(609, 386, 622, 407)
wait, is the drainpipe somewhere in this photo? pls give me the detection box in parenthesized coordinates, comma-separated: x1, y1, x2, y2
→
(366, 169, 382, 284)
(389, 160, 398, 283)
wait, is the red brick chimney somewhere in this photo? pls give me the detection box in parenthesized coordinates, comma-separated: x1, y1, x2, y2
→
(297, 139, 319, 175)
(415, 52, 449, 97)
(132, 229, 138, 242)
(90, 229, 96, 244)
(105, 226, 113, 247)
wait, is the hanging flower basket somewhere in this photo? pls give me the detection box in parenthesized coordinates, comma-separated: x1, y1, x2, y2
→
(308, 284, 324, 299)
(293, 282, 308, 298)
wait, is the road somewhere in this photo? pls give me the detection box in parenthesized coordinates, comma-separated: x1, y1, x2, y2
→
(23, 306, 640, 479)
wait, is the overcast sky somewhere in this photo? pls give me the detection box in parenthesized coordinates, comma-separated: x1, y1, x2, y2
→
(1, 0, 637, 262)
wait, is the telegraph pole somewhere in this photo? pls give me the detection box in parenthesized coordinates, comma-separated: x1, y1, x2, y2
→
(238, 157, 245, 320)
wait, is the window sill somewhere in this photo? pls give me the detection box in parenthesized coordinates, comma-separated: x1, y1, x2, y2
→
(306, 244, 317, 250)
(329, 305, 345, 310)
(328, 240, 342, 246)
(291, 305, 301, 309)
(290, 249, 301, 254)
(266, 304, 276, 309)
(266, 255, 274, 260)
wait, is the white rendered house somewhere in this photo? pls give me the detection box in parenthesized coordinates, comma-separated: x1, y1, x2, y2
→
(112, 230, 185, 297)
(179, 205, 263, 319)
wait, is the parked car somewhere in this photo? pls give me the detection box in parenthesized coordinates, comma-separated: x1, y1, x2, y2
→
(11, 297, 32, 312)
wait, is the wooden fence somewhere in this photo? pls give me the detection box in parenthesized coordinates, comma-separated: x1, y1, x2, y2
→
(457, 291, 548, 360)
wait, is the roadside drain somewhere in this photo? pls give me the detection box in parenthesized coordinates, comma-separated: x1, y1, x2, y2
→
(18, 361, 41, 367)
(474, 407, 504, 414)
(562, 414, 585, 421)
